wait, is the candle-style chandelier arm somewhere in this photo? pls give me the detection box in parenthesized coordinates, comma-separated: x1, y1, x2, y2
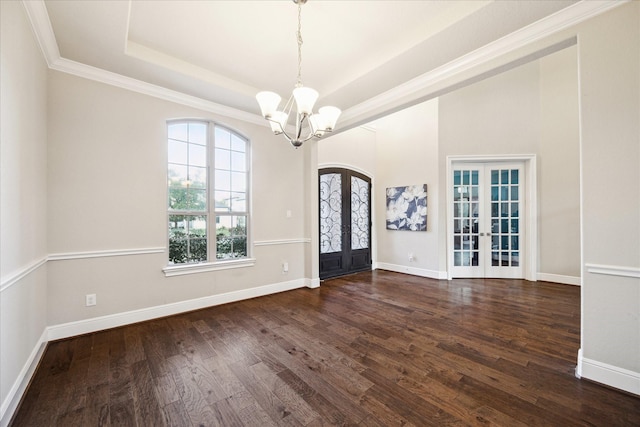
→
(255, 0, 341, 148)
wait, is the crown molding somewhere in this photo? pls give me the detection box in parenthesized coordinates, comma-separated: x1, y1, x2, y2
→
(21, 0, 59, 67)
(20, 0, 266, 127)
(22, 0, 627, 129)
(340, 0, 628, 126)
(50, 57, 265, 126)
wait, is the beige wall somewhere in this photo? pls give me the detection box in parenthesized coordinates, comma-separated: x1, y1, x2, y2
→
(538, 46, 580, 278)
(578, 2, 639, 378)
(317, 126, 377, 269)
(439, 47, 580, 282)
(374, 99, 441, 276)
(318, 126, 377, 178)
(46, 71, 309, 326)
(0, 0, 49, 421)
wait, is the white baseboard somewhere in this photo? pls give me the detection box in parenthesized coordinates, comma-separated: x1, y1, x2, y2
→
(579, 353, 640, 396)
(306, 277, 320, 289)
(576, 348, 583, 378)
(2, 277, 313, 425)
(537, 272, 581, 286)
(375, 262, 447, 280)
(47, 278, 308, 340)
(0, 329, 48, 427)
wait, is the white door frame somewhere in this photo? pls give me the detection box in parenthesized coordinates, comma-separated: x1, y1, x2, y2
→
(446, 154, 537, 281)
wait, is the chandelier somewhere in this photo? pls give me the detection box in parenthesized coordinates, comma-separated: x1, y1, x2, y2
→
(256, 0, 341, 148)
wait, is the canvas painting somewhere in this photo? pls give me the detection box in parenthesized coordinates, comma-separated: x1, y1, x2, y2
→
(386, 184, 427, 231)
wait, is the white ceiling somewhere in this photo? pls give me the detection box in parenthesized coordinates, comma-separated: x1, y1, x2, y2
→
(36, 0, 606, 130)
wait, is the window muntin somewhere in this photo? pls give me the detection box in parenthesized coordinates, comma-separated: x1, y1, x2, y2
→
(168, 121, 249, 265)
(213, 126, 248, 260)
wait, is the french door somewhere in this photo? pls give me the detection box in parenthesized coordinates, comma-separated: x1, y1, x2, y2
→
(450, 162, 525, 278)
(319, 168, 372, 279)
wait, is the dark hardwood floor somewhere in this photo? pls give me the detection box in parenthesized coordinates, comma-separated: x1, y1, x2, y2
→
(10, 270, 640, 426)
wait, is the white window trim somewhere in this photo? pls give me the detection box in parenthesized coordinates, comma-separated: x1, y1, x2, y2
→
(163, 257, 256, 277)
(166, 120, 252, 270)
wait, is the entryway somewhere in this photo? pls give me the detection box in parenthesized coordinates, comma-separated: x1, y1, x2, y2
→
(448, 157, 536, 280)
(319, 168, 372, 279)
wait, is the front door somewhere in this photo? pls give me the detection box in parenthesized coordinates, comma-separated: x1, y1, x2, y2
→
(450, 162, 525, 278)
(319, 168, 372, 279)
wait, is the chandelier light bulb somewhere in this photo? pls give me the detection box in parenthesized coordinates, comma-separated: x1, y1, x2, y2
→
(269, 111, 288, 134)
(318, 106, 341, 131)
(292, 86, 319, 116)
(309, 114, 327, 137)
(256, 91, 281, 118)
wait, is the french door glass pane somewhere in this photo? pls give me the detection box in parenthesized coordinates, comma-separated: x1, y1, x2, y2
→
(320, 173, 342, 254)
(491, 168, 520, 267)
(453, 169, 479, 266)
(351, 176, 369, 250)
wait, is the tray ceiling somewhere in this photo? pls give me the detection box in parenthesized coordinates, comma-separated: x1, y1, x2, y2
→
(32, 0, 613, 130)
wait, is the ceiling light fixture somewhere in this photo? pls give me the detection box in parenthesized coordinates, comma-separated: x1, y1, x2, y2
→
(256, 0, 341, 148)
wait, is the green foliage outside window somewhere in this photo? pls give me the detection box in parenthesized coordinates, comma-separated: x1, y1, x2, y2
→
(216, 224, 247, 259)
(168, 121, 249, 265)
(168, 230, 207, 264)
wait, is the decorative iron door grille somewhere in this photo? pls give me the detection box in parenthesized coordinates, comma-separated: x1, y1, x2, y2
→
(319, 168, 372, 279)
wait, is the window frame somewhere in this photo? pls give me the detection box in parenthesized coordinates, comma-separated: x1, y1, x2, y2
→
(164, 119, 254, 277)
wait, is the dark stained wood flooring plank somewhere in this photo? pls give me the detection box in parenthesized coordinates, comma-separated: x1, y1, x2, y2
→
(10, 270, 640, 427)
(82, 382, 110, 427)
(130, 359, 167, 426)
(107, 328, 136, 427)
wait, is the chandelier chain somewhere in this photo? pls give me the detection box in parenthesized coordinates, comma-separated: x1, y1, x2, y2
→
(296, 2, 303, 87)
(255, 0, 341, 148)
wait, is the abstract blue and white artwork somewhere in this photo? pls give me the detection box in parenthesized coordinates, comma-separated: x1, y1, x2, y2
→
(386, 184, 427, 231)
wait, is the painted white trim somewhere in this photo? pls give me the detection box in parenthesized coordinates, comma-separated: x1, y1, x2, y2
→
(306, 278, 321, 289)
(20, 0, 59, 67)
(537, 272, 581, 286)
(254, 238, 310, 247)
(51, 58, 265, 126)
(576, 29, 586, 365)
(318, 163, 374, 181)
(446, 155, 538, 282)
(585, 263, 640, 279)
(21, 1, 264, 125)
(1, 278, 313, 423)
(579, 355, 640, 396)
(375, 262, 447, 280)
(48, 247, 165, 261)
(340, 0, 627, 126)
(47, 278, 307, 340)
(0, 257, 48, 293)
(23, 1, 626, 131)
(576, 348, 583, 378)
(0, 329, 48, 427)
(125, 40, 259, 99)
(163, 258, 256, 277)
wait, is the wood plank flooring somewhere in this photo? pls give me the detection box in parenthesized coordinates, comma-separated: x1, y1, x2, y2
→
(10, 270, 640, 426)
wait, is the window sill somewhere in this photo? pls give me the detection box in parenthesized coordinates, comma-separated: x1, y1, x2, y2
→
(163, 258, 256, 277)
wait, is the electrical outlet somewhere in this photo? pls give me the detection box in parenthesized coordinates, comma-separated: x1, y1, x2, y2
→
(283, 262, 289, 273)
(408, 253, 415, 262)
(86, 294, 96, 306)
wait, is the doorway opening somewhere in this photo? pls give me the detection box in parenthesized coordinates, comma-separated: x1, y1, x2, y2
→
(319, 168, 372, 279)
(447, 155, 537, 280)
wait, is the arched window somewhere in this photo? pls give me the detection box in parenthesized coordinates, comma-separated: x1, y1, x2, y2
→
(166, 120, 250, 271)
